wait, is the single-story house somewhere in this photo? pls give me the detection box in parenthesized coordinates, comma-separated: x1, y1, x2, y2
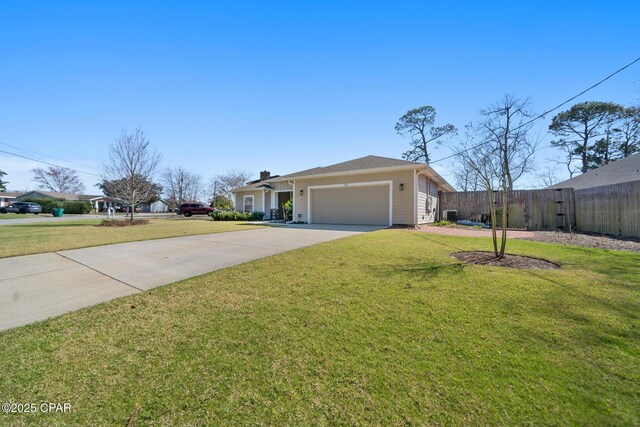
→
(549, 152, 640, 190)
(0, 191, 22, 207)
(232, 155, 455, 226)
(139, 199, 170, 213)
(16, 191, 123, 212)
(17, 190, 102, 202)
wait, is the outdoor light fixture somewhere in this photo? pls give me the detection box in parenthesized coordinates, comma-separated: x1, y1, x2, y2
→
(399, 183, 404, 191)
(299, 189, 304, 196)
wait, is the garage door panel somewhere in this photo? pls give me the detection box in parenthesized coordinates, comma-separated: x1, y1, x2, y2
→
(311, 185, 389, 225)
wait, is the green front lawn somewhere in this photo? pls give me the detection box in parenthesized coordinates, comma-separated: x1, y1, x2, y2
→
(0, 213, 44, 220)
(1, 231, 638, 425)
(0, 219, 260, 258)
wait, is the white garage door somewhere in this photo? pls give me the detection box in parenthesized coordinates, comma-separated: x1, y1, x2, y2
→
(310, 185, 390, 226)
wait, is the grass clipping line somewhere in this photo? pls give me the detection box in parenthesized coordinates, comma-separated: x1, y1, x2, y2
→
(98, 219, 150, 227)
(451, 251, 560, 269)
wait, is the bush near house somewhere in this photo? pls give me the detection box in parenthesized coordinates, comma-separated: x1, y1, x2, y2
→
(21, 197, 92, 214)
(212, 210, 265, 221)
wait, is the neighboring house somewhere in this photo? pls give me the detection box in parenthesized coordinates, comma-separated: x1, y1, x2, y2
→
(17, 190, 101, 201)
(0, 191, 21, 207)
(549, 152, 640, 190)
(139, 200, 170, 213)
(16, 191, 121, 212)
(232, 155, 455, 226)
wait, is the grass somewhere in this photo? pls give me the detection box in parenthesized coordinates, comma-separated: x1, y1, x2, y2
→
(0, 213, 43, 220)
(0, 218, 261, 258)
(0, 230, 638, 425)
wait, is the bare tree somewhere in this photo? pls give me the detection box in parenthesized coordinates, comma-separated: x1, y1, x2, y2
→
(456, 96, 537, 258)
(102, 128, 162, 221)
(161, 167, 203, 207)
(453, 165, 480, 192)
(207, 170, 252, 207)
(396, 105, 457, 164)
(32, 166, 85, 194)
(535, 166, 559, 188)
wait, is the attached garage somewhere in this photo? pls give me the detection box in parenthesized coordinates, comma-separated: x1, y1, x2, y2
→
(309, 182, 391, 226)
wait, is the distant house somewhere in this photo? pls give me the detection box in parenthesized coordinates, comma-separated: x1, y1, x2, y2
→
(232, 155, 454, 226)
(16, 190, 101, 202)
(16, 191, 122, 212)
(139, 200, 170, 213)
(549, 153, 640, 190)
(0, 191, 21, 207)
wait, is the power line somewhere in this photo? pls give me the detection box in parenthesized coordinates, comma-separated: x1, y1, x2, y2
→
(429, 55, 640, 165)
(0, 148, 102, 178)
(0, 140, 96, 170)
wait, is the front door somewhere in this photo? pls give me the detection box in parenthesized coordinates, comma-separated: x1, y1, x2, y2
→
(277, 191, 292, 220)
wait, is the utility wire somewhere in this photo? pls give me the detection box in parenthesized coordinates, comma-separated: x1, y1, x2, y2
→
(0, 148, 102, 178)
(429, 55, 640, 165)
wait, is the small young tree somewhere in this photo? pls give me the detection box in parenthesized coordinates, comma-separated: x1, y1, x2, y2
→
(396, 105, 457, 164)
(456, 96, 537, 258)
(32, 166, 85, 193)
(102, 128, 162, 221)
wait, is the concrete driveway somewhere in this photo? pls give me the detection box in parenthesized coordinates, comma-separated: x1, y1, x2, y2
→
(0, 225, 379, 331)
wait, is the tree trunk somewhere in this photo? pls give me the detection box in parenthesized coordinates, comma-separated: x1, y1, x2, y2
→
(488, 188, 498, 257)
(499, 188, 508, 258)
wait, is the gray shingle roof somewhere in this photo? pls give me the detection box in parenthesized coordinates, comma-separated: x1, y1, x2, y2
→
(17, 191, 102, 200)
(281, 155, 423, 178)
(549, 153, 640, 190)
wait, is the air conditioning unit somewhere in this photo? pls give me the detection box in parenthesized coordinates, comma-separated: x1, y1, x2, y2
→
(443, 210, 458, 221)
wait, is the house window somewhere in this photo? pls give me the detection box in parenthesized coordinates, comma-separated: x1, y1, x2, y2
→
(243, 195, 254, 213)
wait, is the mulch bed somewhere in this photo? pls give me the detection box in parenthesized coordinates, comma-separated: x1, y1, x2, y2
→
(451, 251, 560, 270)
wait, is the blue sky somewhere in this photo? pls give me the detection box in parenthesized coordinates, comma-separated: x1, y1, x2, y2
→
(1, 1, 638, 193)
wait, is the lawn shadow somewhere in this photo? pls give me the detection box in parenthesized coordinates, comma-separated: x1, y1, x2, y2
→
(525, 270, 640, 323)
(375, 262, 465, 282)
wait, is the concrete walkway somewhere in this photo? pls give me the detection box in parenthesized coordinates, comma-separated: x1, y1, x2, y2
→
(0, 225, 378, 331)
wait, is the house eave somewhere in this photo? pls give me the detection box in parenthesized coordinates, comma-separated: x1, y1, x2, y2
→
(268, 164, 426, 182)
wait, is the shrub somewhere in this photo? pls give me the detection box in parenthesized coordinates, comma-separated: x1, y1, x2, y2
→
(20, 197, 92, 214)
(62, 200, 92, 214)
(433, 220, 454, 227)
(212, 210, 265, 221)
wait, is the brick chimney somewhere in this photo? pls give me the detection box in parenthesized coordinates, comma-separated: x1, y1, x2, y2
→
(260, 170, 271, 181)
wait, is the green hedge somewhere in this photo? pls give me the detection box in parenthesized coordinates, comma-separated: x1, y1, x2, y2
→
(212, 210, 265, 221)
(21, 197, 92, 214)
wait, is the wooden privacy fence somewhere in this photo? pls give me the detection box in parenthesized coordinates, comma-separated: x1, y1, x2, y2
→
(438, 189, 575, 231)
(574, 181, 640, 237)
(439, 184, 640, 236)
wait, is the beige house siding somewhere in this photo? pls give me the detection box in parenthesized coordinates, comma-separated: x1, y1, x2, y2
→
(293, 169, 416, 225)
(234, 190, 264, 212)
(417, 175, 441, 224)
(269, 181, 293, 191)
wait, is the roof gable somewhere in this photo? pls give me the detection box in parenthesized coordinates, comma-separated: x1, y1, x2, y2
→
(550, 153, 640, 190)
(282, 155, 423, 178)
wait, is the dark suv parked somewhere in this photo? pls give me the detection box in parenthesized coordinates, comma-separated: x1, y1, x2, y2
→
(0, 202, 42, 214)
(178, 203, 215, 217)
